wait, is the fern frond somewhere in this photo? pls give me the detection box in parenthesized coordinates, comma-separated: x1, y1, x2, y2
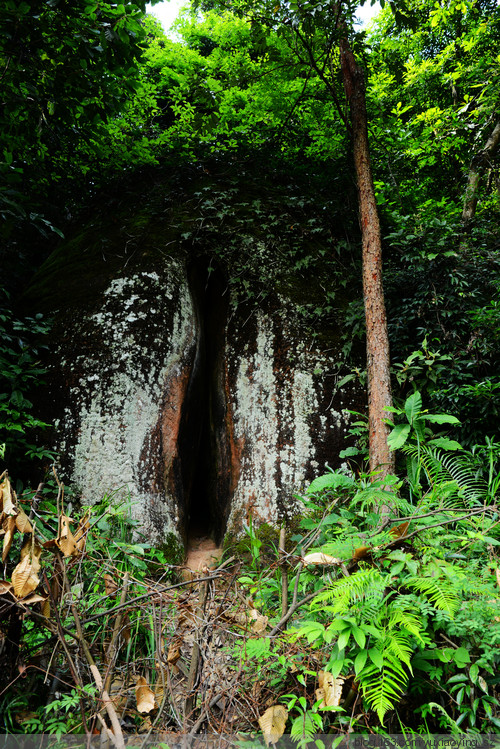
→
(385, 630, 414, 669)
(311, 569, 386, 615)
(360, 651, 409, 724)
(404, 445, 486, 507)
(388, 606, 425, 642)
(359, 587, 386, 624)
(290, 710, 317, 744)
(405, 575, 460, 616)
(352, 487, 412, 514)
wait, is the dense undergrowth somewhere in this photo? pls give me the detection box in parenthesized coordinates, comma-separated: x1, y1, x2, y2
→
(0, 393, 498, 740)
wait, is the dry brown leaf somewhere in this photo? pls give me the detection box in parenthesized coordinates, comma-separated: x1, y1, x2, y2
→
(56, 514, 78, 557)
(224, 610, 248, 626)
(104, 573, 118, 596)
(258, 705, 288, 746)
(302, 552, 342, 566)
(2, 515, 17, 562)
(13, 710, 38, 725)
(0, 478, 17, 517)
(316, 670, 344, 708)
(135, 676, 156, 714)
(20, 592, 47, 605)
(154, 676, 164, 708)
(352, 546, 370, 562)
(122, 614, 131, 643)
(74, 513, 89, 553)
(389, 522, 410, 539)
(15, 508, 33, 534)
(167, 638, 182, 666)
(12, 548, 40, 598)
(0, 580, 14, 596)
(41, 599, 51, 618)
(252, 614, 269, 633)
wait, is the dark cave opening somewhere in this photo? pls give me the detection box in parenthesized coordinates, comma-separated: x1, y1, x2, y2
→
(177, 257, 230, 548)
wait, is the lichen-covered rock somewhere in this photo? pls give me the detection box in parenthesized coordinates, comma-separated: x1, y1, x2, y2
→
(51, 264, 197, 547)
(24, 163, 362, 552)
(223, 301, 353, 537)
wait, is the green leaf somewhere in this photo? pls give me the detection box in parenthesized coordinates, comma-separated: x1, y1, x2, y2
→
(387, 423, 411, 450)
(425, 414, 461, 425)
(354, 649, 368, 674)
(454, 647, 470, 667)
(369, 647, 384, 669)
(339, 446, 361, 458)
(404, 391, 422, 424)
(306, 472, 355, 494)
(337, 628, 351, 651)
(428, 438, 463, 450)
(469, 663, 479, 684)
(352, 625, 366, 648)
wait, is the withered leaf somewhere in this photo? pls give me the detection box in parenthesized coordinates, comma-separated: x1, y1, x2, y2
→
(135, 676, 156, 714)
(352, 546, 370, 562)
(258, 705, 288, 746)
(389, 522, 409, 539)
(251, 613, 269, 633)
(12, 541, 42, 598)
(154, 675, 164, 708)
(303, 552, 342, 566)
(74, 513, 89, 553)
(41, 599, 51, 618)
(20, 592, 47, 605)
(0, 580, 14, 596)
(2, 515, 17, 562)
(104, 573, 118, 596)
(15, 508, 33, 534)
(56, 514, 77, 557)
(316, 670, 344, 708)
(0, 478, 17, 517)
(167, 638, 182, 666)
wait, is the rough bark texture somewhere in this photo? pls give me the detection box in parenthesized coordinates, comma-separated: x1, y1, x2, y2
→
(339, 36, 395, 477)
(462, 120, 500, 226)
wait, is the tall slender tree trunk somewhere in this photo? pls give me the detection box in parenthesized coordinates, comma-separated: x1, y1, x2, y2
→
(339, 35, 395, 477)
(462, 120, 500, 227)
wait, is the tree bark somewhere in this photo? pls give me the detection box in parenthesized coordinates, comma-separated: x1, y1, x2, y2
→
(462, 120, 500, 226)
(339, 35, 395, 477)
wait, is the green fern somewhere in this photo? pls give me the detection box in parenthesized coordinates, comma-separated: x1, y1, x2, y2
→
(388, 605, 427, 644)
(290, 708, 320, 745)
(311, 568, 387, 615)
(359, 647, 410, 724)
(404, 445, 487, 506)
(405, 574, 460, 616)
(352, 485, 414, 516)
(385, 628, 414, 669)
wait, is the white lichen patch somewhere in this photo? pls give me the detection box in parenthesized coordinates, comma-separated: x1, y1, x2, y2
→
(55, 267, 196, 545)
(231, 315, 279, 523)
(226, 300, 350, 535)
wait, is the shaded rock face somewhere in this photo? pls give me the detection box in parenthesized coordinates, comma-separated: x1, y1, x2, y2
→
(26, 166, 361, 551)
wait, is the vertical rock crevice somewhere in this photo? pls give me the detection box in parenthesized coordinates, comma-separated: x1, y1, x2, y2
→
(177, 257, 232, 547)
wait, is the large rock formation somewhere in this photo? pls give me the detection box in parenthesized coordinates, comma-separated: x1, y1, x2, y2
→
(25, 162, 362, 553)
